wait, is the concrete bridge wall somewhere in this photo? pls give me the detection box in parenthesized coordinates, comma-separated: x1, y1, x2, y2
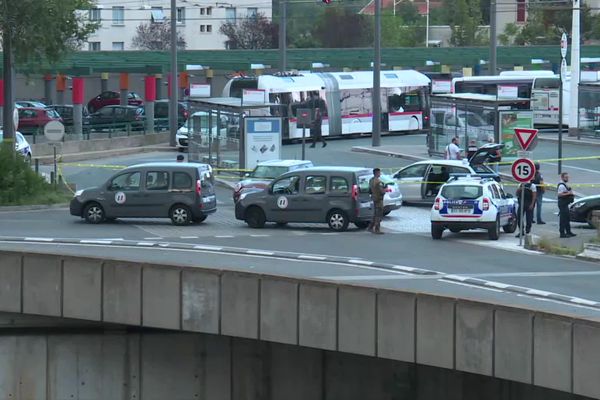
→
(1, 251, 599, 398)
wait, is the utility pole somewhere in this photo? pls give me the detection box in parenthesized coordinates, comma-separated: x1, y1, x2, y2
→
(425, 0, 430, 47)
(169, 0, 178, 147)
(279, 0, 287, 73)
(372, 0, 381, 147)
(2, 22, 15, 155)
(568, 0, 580, 137)
(489, 0, 497, 75)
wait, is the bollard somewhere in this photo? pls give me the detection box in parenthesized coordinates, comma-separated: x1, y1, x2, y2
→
(50, 171, 55, 186)
(34, 159, 39, 174)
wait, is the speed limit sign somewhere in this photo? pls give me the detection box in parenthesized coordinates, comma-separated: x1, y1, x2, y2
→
(511, 158, 536, 183)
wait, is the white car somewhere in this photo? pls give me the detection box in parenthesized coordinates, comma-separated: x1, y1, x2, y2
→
(0, 130, 32, 162)
(430, 176, 517, 240)
(380, 174, 402, 215)
(176, 112, 232, 151)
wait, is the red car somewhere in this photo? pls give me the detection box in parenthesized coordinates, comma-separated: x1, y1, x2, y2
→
(87, 91, 143, 113)
(17, 107, 63, 135)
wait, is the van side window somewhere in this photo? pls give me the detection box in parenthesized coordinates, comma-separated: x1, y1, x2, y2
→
(109, 172, 141, 191)
(173, 172, 193, 190)
(330, 176, 349, 193)
(305, 175, 326, 194)
(146, 171, 169, 191)
(273, 176, 299, 195)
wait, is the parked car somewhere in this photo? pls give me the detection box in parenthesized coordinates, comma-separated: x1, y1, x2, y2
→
(151, 100, 189, 129)
(0, 130, 32, 162)
(87, 91, 143, 113)
(570, 195, 600, 227)
(233, 159, 314, 202)
(48, 105, 91, 133)
(392, 143, 503, 204)
(235, 166, 374, 231)
(16, 107, 63, 135)
(88, 105, 144, 131)
(430, 176, 517, 240)
(380, 174, 403, 215)
(70, 162, 216, 225)
(16, 100, 48, 109)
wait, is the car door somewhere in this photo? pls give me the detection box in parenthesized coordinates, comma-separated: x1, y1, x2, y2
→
(142, 170, 172, 217)
(393, 163, 429, 203)
(104, 171, 146, 217)
(92, 107, 114, 126)
(494, 183, 513, 224)
(299, 175, 328, 221)
(267, 175, 302, 222)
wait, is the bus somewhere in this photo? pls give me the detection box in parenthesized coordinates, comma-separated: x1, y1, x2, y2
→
(222, 70, 431, 140)
(451, 71, 572, 126)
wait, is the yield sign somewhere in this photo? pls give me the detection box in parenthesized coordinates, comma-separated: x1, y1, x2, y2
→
(514, 128, 538, 150)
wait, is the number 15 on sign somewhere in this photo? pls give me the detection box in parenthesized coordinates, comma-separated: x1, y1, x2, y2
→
(511, 158, 536, 183)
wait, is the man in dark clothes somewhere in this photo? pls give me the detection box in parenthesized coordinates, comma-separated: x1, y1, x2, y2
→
(308, 92, 327, 148)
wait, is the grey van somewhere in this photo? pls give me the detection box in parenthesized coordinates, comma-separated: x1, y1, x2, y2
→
(70, 162, 216, 225)
(234, 167, 374, 232)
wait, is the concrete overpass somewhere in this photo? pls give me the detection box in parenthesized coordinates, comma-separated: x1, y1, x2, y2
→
(1, 250, 599, 399)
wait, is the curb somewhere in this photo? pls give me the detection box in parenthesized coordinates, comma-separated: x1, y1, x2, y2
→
(0, 203, 69, 212)
(33, 144, 175, 165)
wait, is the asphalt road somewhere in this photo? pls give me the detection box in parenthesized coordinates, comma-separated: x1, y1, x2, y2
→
(4, 133, 598, 320)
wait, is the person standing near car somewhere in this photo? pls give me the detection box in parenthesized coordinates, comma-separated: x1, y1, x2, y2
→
(368, 168, 386, 234)
(445, 137, 461, 160)
(515, 181, 537, 238)
(557, 172, 576, 238)
(531, 162, 545, 224)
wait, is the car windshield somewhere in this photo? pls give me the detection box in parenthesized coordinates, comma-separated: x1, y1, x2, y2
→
(441, 185, 483, 200)
(251, 166, 288, 179)
(471, 164, 494, 173)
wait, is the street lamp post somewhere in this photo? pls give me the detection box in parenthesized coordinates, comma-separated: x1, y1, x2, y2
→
(426, 0, 430, 47)
(372, 0, 381, 147)
(169, 0, 178, 147)
(568, 0, 581, 138)
(280, 0, 287, 72)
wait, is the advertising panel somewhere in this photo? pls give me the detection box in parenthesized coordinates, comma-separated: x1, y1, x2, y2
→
(244, 117, 282, 170)
(499, 111, 534, 157)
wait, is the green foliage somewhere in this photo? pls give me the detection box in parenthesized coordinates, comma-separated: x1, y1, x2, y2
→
(0, 0, 98, 64)
(444, 0, 483, 46)
(499, 3, 596, 45)
(313, 5, 373, 48)
(0, 145, 69, 206)
(381, 8, 425, 47)
(219, 13, 278, 50)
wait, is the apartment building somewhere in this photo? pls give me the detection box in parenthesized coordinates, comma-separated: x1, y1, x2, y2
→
(84, 0, 273, 51)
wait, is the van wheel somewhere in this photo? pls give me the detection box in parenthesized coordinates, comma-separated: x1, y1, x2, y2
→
(245, 207, 266, 228)
(83, 202, 105, 224)
(193, 215, 207, 224)
(431, 224, 443, 239)
(327, 209, 349, 232)
(488, 217, 500, 240)
(503, 213, 518, 233)
(170, 204, 192, 226)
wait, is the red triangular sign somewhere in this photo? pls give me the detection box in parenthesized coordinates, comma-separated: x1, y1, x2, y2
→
(514, 128, 538, 150)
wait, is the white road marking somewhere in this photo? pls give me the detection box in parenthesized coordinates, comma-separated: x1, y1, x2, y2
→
(444, 274, 470, 282)
(298, 255, 327, 261)
(570, 297, 599, 306)
(144, 237, 163, 240)
(441, 279, 504, 293)
(136, 242, 155, 246)
(24, 237, 54, 242)
(79, 240, 113, 245)
(246, 250, 275, 256)
(484, 281, 511, 289)
(348, 259, 374, 266)
(525, 288, 553, 296)
(215, 235, 234, 238)
(316, 274, 408, 281)
(180, 236, 199, 239)
(250, 234, 270, 237)
(194, 245, 223, 251)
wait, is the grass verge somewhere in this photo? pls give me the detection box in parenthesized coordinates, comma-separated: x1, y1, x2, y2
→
(0, 144, 71, 206)
(536, 236, 582, 256)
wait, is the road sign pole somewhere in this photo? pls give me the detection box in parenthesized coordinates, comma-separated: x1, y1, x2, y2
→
(558, 74, 563, 175)
(302, 127, 306, 161)
(519, 186, 525, 246)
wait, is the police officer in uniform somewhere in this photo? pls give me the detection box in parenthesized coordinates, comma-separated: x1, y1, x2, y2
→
(515, 180, 537, 238)
(368, 168, 386, 234)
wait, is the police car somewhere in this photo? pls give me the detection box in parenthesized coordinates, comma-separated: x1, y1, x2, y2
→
(0, 130, 32, 163)
(430, 176, 517, 240)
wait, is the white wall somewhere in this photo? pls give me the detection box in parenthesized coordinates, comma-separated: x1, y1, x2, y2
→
(84, 0, 273, 51)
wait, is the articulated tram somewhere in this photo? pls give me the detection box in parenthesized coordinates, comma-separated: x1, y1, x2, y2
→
(222, 70, 431, 141)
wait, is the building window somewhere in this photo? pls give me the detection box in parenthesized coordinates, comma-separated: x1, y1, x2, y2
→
(177, 7, 185, 23)
(206, 25, 212, 32)
(516, 0, 526, 23)
(200, 25, 205, 32)
(200, 7, 205, 15)
(112, 6, 124, 25)
(89, 42, 101, 51)
(207, 7, 212, 15)
(112, 41, 124, 51)
(151, 6, 165, 23)
(225, 7, 236, 23)
(247, 7, 257, 18)
(89, 8, 101, 22)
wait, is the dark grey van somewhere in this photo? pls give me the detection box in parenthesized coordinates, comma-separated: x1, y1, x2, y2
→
(70, 162, 216, 225)
(235, 167, 373, 232)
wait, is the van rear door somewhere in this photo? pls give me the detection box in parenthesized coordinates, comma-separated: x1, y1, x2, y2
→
(197, 168, 217, 211)
(355, 172, 374, 219)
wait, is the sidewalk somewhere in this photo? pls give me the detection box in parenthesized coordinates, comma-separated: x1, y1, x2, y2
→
(351, 143, 596, 252)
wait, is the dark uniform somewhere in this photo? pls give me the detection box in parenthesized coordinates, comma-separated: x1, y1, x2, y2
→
(368, 175, 386, 234)
(557, 179, 575, 237)
(516, 182, 536, 236)
(308, 95, 327, 148)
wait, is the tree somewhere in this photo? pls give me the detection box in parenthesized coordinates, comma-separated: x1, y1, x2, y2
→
(131, 21, 186, 51)
(313, 6, 373, 48)
(444, 0, 485, 46)
(219, 13, 278, 50)
(0, 0, 98, 144)
(381, 4, 424, 47)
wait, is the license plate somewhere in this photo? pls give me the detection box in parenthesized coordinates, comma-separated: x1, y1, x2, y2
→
(450, 206, 472, 214)
(203, 195, 215, 203)
(360, 202, 371, 208)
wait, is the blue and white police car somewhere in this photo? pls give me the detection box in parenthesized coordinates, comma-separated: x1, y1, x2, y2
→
(0, 130, 32, 163)
(430, 176, 517, 240)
